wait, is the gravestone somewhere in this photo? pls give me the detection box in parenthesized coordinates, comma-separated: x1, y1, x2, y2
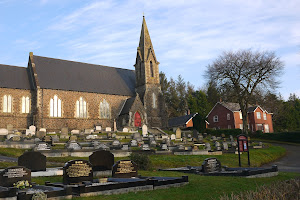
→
(36, 131, 46, 139)
(193, 129, 199, 139)
(89, 150, 114, 171)
(259, 142, 263, 146)
(211, 136, 217, 141)
(161, 144, 168, 150)
(7, 134, 17, 140)
(86, 135, 97, 140)
(18, 152, 46, 172)
(69, 135, 78, 142)
(71, 130, 80, 135)
(95, 143, 110, 151)
(133, 132, 141, 139)
(142, 144, 150, 151)
(43, 135, 53, 145)
(170, 134, 176, 140)
(0, 129, 8, 136)
(198, 135, 204, 143)
(29, 125, 36, 134)
(52, 135, 59, 143)
(25, 129, 33, 136)
(112, 160, 138, 178)
(105, 127, 112, 132)
(61, 127, 69, 135)
(7, 124, 14, 134)
(222, 142, 228, 150)
(142, 124, 148, 137)
(35, 143, 51, 151)
(122, 127, 128, 132)
(66, 142, 82, 150)
(178, 145, 185, 151)
(122, 144, 129, 151)
(63, 160, 93, 185)
(203, 133, 207, 138)
(95, 125, 101, 131)
(0, 166, 31, 187)
(112, 133, 117, 138)
(150, 140, 157, 147)
(187, 134, 192, 138)
(112, 140, 121, 147)
(215, 141, 221, 151)
(39, 128, 46, 133)
(205, 143, 211, 151)
(202, 158, 222, 173)
(91, 140, 100, 147)
(176, 128, 181, 139)
(230, 135, 234, 142)
(114, 120, 117, 132)
(130, 139, 138, 147)
(84, 129, 93, 134)
(193, 145, 199, 151)
(221, 133, 225, 138)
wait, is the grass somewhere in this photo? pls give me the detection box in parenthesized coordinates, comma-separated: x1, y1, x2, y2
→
(0, 148, 29, 157)
(0, 161, 17, 168)
(36, 171, 298, 200)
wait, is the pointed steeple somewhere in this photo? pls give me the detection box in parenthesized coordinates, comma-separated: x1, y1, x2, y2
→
(138, 16, 157, 63)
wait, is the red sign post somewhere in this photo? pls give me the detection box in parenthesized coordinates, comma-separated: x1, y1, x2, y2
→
(237, 134, 250, 167)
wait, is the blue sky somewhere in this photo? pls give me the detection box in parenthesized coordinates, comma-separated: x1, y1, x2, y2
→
(0, 0, 299, 100)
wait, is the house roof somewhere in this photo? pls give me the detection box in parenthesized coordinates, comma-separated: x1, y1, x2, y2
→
(168, 113, 197, 128)
(0, 64, 31, 90)
(33, 55, 136, 96)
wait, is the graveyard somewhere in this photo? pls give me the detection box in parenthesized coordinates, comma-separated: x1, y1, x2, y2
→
(0, 124, 297, 199)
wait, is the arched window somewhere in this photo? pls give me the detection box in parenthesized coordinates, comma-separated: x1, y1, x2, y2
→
(3, 95, 12, 113)
(50, 95, 62, 117)
(150, 61, 154, 77)
(21, 96, 30, 113)
(100, 99, 110, 119)
(152, 93, 157, 108)
(76, 97, 87, 118)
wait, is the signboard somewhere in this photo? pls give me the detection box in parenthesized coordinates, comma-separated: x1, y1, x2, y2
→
(237, 134, 250, 167)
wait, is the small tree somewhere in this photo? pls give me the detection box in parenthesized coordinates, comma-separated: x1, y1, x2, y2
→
(205, 49, 283, 134)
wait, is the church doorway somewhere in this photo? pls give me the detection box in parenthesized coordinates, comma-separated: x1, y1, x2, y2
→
(134, 112, 142, 127)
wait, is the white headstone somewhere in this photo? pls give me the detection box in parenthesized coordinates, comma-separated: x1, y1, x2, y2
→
(86, 135, 97, 140)
(71, 130, 80, 135)
(122, 127, 128, 133)
(171, 134, 176, 140)
(130, 140, 138, 147)
(122, 144, 129, 151)
(162, 135, 169, 139)
(142, 144, 150, 151)
(0, 128, 8, 136)
(29, 125, 36, 133)
(95, 126, 101, 131)
(142, 124, 148, 137)
(7, 134, 17, 140)
(176, 128, 181, 139)
(114, 119, 117, 132)
(26, 129, 35, 136)
(39, 128, 46, 132)
(105, 127, 112, 132)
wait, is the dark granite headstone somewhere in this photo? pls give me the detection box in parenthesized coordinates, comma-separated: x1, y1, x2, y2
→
(63, 160, 93, 185)
(112, 160, 138, 178)
(89, 150, 114, 171)
(202, 158, 222, 173)
(193, 129, 199, 139)
(0, 166, 31, 187)
(18, 151, 46, 172)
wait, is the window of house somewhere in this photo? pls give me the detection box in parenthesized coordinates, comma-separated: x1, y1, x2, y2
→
(100, 99, 110, 119)
(228, 125, 231, 129)
(257, 124, 263, 131)
(239, 112, 242, 119)
(227, 113, 230, 120)
(150, 61, 154, 77)
(21, 96, 30, 113)
(50, 95, 62, 117)
(3, 95, 12, 113)
(152, 93, 157, 108)
(264, 124, 269, 133)
(257, 112, 261, 119)
(76, 97, 87, 118)
(263, 112, 267, 120)
(213, 115, 218, 122)
(239, 124, 243, 129)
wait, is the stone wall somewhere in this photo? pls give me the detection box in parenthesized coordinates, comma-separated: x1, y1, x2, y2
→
(35, 89, 131, 131)
(0, 88, 32, 129)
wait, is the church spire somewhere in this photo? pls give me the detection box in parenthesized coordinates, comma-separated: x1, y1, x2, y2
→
(138, 16, 157, 63)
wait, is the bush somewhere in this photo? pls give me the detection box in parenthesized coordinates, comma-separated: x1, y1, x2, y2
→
(219, 178, 300, 200)
(129, 153, 152, 170)
(250, 131, 300, 143)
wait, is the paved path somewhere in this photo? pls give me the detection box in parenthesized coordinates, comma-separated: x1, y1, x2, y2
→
(0, 155, 17, 162)
(262, 143, 300, 173)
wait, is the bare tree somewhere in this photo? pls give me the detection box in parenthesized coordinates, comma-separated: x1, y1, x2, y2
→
(205, 49, 284, 134)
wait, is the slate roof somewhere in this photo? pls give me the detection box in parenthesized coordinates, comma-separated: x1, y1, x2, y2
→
(0, 64, 31, 90)
(168, 113, 197, 128)
(33, 55, 136, 96)
(220, 102, 257, 112)
(119, 97, 136, 115)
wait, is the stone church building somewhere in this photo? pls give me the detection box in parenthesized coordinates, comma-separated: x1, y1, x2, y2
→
(0, 17, 168, 131)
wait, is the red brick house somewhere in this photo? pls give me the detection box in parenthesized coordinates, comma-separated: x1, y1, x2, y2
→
(206, 102, 273, 133)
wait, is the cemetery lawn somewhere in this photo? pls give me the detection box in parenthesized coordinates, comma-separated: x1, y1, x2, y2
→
(31, 171, 299, 200)
(45, 145, 286, 169)
(0, 148, 28, 157)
